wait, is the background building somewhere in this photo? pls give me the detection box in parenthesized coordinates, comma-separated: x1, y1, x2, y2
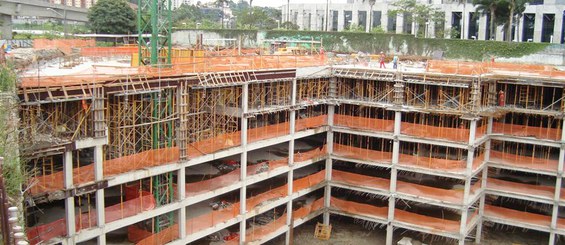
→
(282, 0, 565, 43)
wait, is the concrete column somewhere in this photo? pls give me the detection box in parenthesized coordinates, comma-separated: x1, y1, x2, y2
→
(396, 14, 404, 34)
(177, 167, 186, 239)
(323, 105, 335, 225)
(475, 117, 492, 243)
(429, 22, 436, 38)
(534, 13, 543, 42)
(459, 119, 478, 244)
(93, 145, 105, 245)
(478, 14, 487, 40)
(285, 78, 297, 244)
(382, 10, 389, 33)
(240, 83, 249, 245)
(352, 8, 359, 27)
(445, 12, 453, 39)
(63, 151, 75, 239)
(386, 111, 402, 245)
(553, 12, 563, 44)
(461, 8, 469, 39)
(551, 120, 565, 244)
(517, 15, 525, 42)
(338, 10, 345, 31)
(0, 14, 12, 40)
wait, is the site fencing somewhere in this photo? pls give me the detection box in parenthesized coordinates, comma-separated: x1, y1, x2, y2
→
(492, 122, 562, 141)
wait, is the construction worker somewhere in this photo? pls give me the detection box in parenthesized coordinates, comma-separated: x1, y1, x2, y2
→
(498, 90, 505, 107)
(379, 52, 386, 69)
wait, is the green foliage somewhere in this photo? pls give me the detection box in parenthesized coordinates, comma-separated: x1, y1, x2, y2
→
(263, 30, 548, 60)
(389, 0, 442, 37)
(88, 0, 136, 34)
(345, 24, 365, 32)
(281, 22, 299, 30)
(0, 63, 16, 93)
(371, 26, 386, 34)
(234, 7, 279, 30)
(172, 4, 222, 29)
(0, 64, 23, 201)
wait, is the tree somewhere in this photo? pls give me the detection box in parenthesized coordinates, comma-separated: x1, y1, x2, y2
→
(505, 0, 530, 42)
(235, 7, 280, 29)
(390, 0, 441, 37)
(214, 0, 230, 28)
(473, 0, 506, 40)
(88, 0, 136, 34)
(363, 0, 377, 33)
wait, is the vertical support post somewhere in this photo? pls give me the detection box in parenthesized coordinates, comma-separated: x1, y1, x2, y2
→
(94, 145, 105, 245)
(286, 79, 297, 245)
(476, 118, 491, 243)
(386, 110, 401, 245)
(239, 83, 249, 245)
(177, 166, 186, 239)
(323, 104, 334, 225)
(533, 13, 543, 42)
(550, 120, 565, 245)
(0, 14, 13, 40)
(459, 119, 477, 245)
(63, 151, 75, 240)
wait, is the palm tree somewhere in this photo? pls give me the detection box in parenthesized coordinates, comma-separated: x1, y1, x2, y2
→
(473, 0, 500, 40)
(363, 0, 377, 32)
(507, 0, 530, 42)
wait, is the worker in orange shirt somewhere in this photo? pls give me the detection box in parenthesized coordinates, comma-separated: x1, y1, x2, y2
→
(498, 90, 505, 107)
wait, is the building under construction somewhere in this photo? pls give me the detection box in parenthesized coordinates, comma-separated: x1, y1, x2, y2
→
(16, 39, 565, 245)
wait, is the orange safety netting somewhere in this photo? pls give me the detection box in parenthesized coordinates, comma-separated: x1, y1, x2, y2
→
(188, 132, 242, 158)
(27, 187, 155, 245)
(489, 150, 558, 172)
(33, 39, 96, 54)
(484, 204, 551, 228)
(399, 152, 483, 173)
(492, 122, 562, 141)
(295, 115, 328, 132)
(20, 55, 327, 88)
(333, 143, 393, 164)
(334, 114, 394, 132)
(188, 116, 327, 158)
(133, 172, 325, 244)
(31, 147, 180, 195)
(330, 197, 388, 219)
(80, 46, 138, 57)
(223, 198, 325, 245)
(486, 178, 565, 202)
(475, 124, 488, 140)
(332, 170, 481, 204)
(401, 122, 470, 143)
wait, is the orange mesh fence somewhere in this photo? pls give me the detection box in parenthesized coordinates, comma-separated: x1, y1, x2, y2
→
(188, 132, 241, 158)
(135, 172, 325, 244)
(334, 114, 394, 132)
(492, 122, 561, 141)
(248, 122, 290, 143)
(293, 198, 324, 220)
(31, 147, 179, 195)
(294, 145, 327, 162)
(330, 197, 388, 219)
(395, 209, 460, 233)
(484, 204, 551, 228)
(185, 170, 240, 196)
(33, 39, 95, 54)
(398, 153, 466, 172)
(27, 187, 155, 245)
(332, 170, 389, 191)
(489, 150, 558, 172)
(426, 60, 565, 80)
(333, 144, 393, 164)
(80, 46, 138, 57)
(332, 170, 481, 204)
(247, 159, 288, 177)
(292, 170, 326, 193)
(401, 122, 470, 143)
(295, 115, 328, 132)
(475, 124, 488, 140)
(486, 178, 559, 201)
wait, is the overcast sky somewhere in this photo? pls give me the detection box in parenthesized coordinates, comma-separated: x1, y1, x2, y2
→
(199, 0, 348, 8)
